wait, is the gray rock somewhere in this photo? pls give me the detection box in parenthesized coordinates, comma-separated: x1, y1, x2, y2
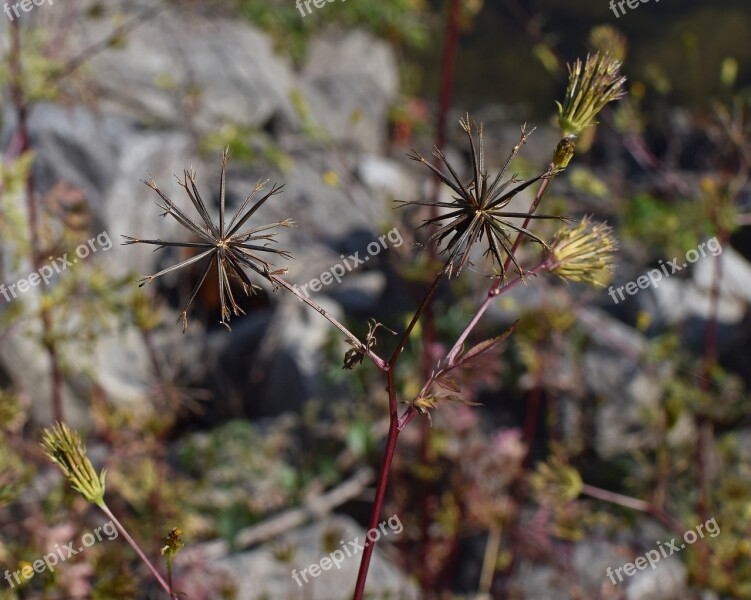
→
(643, 273, 745, 326)
(507, 536, 687, 600)
(72, 11, 300, 134)
(624, 556, 687, 600)
(357, 155, 418, 202)
(300, 30, 399, 153)
(693, 244, 751, 306)
(213, 515, 418, 600)
(577, 308, 668, 458)
(0, 6, 403, 424)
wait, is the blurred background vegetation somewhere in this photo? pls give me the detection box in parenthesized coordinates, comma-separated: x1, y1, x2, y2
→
(1, 0, 751, 598)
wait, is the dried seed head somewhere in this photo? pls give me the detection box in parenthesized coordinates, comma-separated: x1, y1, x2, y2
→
(41, 422, 107, 507)
(556, 53, 626, 138)
(547, 216, 618, 287)
(401, 116, 564, 279)
(123, 149, 294, 332)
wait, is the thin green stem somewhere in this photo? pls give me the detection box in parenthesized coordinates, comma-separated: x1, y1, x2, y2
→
(166, 556, 174, 597)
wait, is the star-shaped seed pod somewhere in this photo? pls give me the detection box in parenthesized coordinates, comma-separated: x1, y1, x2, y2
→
(123, 150, 294, 332)
(400, 116, 564, 279)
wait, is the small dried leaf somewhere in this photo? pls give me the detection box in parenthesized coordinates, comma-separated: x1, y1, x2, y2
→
(413, 394, 481, 417)
(435, 374, 461, 393)
(341, 319, 395, 370)
(458, 321, 518, 367)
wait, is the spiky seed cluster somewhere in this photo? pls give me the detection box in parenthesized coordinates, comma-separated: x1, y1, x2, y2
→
(41, 422, 106, 507)
(556, 52, 626, 138)
(547, 216, 618, 287)
(401, 116, 564, 278)
(123, 149, 294, 332)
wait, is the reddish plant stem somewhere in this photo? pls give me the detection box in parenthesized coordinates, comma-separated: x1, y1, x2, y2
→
(97, 503, 177, 599)
(522, 376, 543, 468)
(581, 484, 688, 537)
(353, 159, 557, 597)
(10, 20, 64, 422)
(445, 261, 547, 368)
(352, 267, 547, 599)
(353, 262, 544, 599)
(270, 274, 388, 371)
(506, 173, 554, 264)
(352, 370, 400, 599)
(352, 273, 443, 599)
(389, 272, 445, 367)
(433, 0, 461, 169)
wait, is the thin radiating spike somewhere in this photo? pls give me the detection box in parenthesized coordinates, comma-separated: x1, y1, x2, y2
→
(137, 249, 215, 287)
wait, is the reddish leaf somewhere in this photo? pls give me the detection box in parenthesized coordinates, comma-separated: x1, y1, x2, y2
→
(457, 321, 518, 367)
(435, 373, 461, 393)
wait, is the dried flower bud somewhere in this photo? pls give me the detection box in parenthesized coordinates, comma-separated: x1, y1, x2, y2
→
(552, 136, 576, 168)
(41, 422, 107, 507)
(547, 216, 618, 287)
(556, 53, 626, 138)
(160, 528, 184, 559)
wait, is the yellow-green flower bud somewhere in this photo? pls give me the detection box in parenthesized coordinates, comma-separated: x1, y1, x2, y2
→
(556, 53, 626, 138)
(553, 136, 576, 168)
(547, 216, 618, 287)
(41, 423, 106, 507)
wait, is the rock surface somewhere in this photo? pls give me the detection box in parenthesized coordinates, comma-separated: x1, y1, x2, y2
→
(212, 515, 418, 600)
(0, 4, 401, 425)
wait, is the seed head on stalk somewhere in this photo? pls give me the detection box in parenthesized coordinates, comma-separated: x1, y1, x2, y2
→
(41, 422, 106, 507)
(556, 52, 627, 139)
(546, 216, 618, 287)
(400, 116, 565, 279)
(123, 149, 294, 332)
